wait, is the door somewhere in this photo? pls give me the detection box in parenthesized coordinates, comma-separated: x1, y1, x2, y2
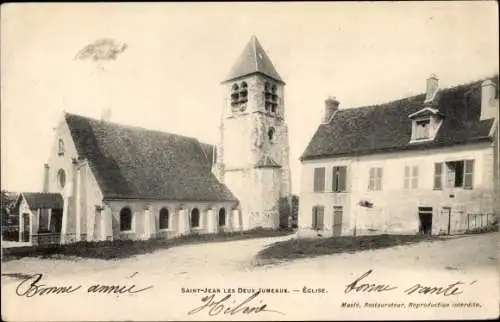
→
(441, 207, 451, 235)
(418, 207, 433, 235)
(22, 213, 30, 242)
(333, 206, 343, 236)
(50, 211, 63, 233)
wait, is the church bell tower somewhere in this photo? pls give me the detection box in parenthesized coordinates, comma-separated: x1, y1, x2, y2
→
(214, 35, 291, 229)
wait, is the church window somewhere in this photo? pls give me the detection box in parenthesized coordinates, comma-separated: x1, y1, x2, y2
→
(190, 208, 200, 228)
(120, 207, 132, 231)
(231, 84, 239, 108)
(57, 169, 66, 188)
(159, 207, 169, 229)
(218, 208, 226, 227)
(239, 81, 248, 104)
(268, 127, 275, 143)
(58, 139, 65, 156)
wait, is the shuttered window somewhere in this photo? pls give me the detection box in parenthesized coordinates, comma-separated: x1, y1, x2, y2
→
(332, 166, 347, 192)
(312, 206, 324, 230)
(313, 167, 326, 192)
(434, 163, 443, 190)
(464, 160, 474, 189)
(369, 167, 383, 191)
(404, 165, 419, 190)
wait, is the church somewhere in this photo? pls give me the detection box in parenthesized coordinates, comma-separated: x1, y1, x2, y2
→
(18, 36, 292, 245)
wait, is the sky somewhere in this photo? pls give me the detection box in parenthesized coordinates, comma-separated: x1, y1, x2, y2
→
(1, 2, 499, 194)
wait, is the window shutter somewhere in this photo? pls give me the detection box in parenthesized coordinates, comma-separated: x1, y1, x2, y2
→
(376, 168, 383, 191)
(312, 207, 317, 229)
(464, 160, 474, 189)
(338, 166, 347, 192)
(318, 206, 324, 229)
(314, 168, 325, 192)
(314, 168, 319, 192)
(434, 163, 443, 190)
(369, 168, 375, 190)
(411, 166, 419, 189)
(404, 166, 410, 190)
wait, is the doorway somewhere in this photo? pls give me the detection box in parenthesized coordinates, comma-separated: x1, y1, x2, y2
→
(50, 209, 63, 233)
(418, 207, 433, 235)
(21, 213, 30, 242)
(442, 207, 451, 235)
(333, 206, 343, 236)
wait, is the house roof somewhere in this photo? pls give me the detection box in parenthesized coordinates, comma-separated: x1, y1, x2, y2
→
(301, 76, 498, 161)
(64, 113, 237, 202)
(223, 35, 283, 84)
(20, 193, 64, 210)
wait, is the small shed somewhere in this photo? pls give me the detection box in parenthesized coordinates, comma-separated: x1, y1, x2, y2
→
(12, 192, 64, 245)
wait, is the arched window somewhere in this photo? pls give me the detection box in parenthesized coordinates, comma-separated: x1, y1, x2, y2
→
(190, 208, 200, 228)
(218, 208, 226, 227)
(271, 84, 277, 94)
(268, 127, 275, 143)
(58, 139, 65, 156)
(159, 207, 169, 229)
(231, 84, 239, 107)
(239, 82, 248, 103)
(57, 169, 66, 188)
(120, 207, 132, 231)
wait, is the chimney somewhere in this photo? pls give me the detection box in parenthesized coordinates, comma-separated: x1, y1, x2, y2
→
(425, 74, 439, 103)
(43, 163, 50, 192)
(322, 96, 340, 123)
(481, 79, 499, 121)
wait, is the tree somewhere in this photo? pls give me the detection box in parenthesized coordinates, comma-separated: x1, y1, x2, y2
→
(279, 194, 299, 228)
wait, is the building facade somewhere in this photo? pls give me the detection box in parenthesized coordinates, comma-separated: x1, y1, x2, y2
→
(299, 75, 499, 237)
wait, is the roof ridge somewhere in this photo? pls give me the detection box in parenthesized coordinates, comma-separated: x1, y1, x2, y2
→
(64, 112, 212, 145)
(342, 75, 498, 112)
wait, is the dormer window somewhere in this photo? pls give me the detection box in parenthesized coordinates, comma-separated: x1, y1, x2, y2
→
(58, 139, 65, 156)
(415, 119, 430, 140)
(408, 107, 443, 143)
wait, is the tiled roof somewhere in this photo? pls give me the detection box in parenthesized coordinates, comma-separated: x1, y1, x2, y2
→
(224, 35, 283, 83)
(22, 193, 63, 210)
(301, 76, 498, 161)
(65, 113, 237, 202)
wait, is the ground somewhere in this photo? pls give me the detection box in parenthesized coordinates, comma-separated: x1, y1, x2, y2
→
(2, 233, 499, 321)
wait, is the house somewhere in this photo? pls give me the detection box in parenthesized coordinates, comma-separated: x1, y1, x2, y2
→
(299, 74, 499, 237)
(9, 192, 64, 245)
(38, 35, 291, 244)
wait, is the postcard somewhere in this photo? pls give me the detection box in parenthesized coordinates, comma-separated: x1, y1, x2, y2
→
(1, 2, 499, 321)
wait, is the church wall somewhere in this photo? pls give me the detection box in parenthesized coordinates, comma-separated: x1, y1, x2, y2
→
(107, 200, 239, 240)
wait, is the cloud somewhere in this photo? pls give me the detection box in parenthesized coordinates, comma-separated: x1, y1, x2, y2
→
(75, 38, 128, 62)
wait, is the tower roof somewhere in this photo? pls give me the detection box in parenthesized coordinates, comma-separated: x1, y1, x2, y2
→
(224, 35, 284, 84)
